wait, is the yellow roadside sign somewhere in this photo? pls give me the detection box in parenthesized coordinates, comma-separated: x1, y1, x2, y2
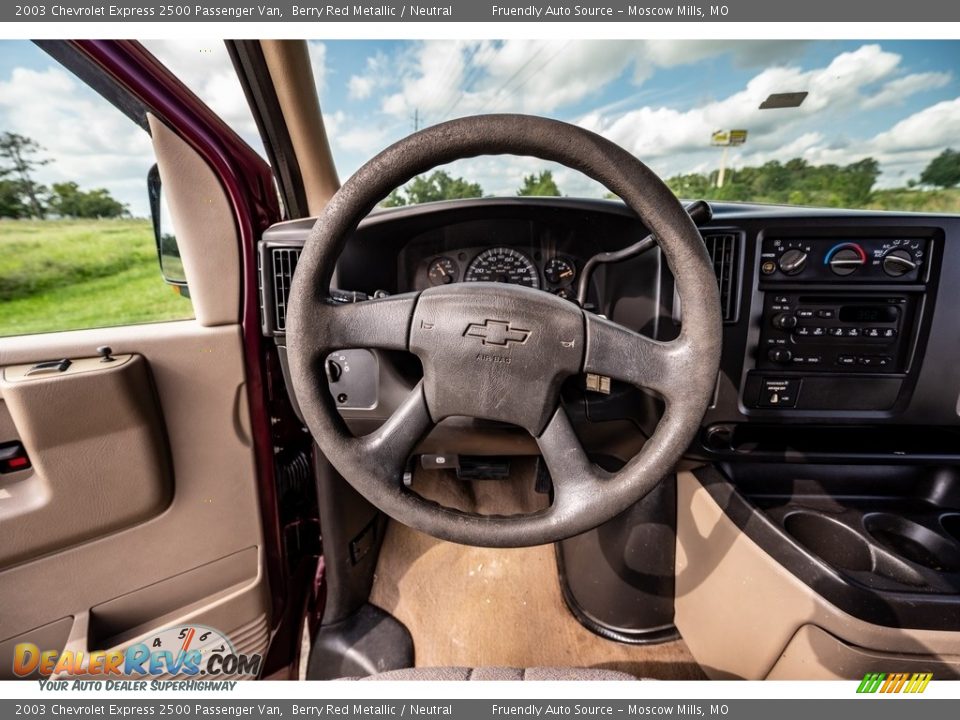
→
(711, 129, 748, 146)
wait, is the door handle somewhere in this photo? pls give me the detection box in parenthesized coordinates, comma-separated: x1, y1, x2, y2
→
(25, 359, 72, 376)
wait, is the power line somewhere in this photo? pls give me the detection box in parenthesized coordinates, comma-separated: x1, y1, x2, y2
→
(477, 42, 551, 114)
(483, 41, 572, 114)
(438, 40, 488, 120)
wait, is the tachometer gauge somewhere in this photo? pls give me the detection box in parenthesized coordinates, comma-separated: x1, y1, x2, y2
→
(427, 256, 459, 285)
(464, 247, 540, 288)
(544, 256, 576, 286)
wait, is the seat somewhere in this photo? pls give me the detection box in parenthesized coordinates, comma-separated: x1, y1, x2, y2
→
(353, 667, 636, 681)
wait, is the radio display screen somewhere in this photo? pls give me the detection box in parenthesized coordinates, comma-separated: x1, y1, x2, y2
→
(839, 305, 899, 323)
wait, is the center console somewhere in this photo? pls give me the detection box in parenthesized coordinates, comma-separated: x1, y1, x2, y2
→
(743, 233, 937, 412)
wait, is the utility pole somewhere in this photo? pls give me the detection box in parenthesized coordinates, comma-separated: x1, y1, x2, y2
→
(411, 108, 421, 132)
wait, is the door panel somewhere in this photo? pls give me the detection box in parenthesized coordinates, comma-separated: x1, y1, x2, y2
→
(0, 320, 269, 678)
(0, 354, 171, 567)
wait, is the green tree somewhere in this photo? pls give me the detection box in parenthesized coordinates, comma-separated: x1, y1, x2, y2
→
(379, 170, 483, 207)
(517, 170, 561, 196)
(665, 172, 713, 198)
(919, 149, 960, 188)
(48, 182, 128, 218)
(663, 156, 882, 209)
(0, 132, 50, 218)
(381, 188, 407, 207)
(0, 178, 29, 218)
(839, 158, 880, 206)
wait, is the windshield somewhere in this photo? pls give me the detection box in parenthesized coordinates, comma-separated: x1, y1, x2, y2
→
(309, 40, 959, 212)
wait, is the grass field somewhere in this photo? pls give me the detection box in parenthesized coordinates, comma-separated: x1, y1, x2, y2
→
(0, 218, 194, 337)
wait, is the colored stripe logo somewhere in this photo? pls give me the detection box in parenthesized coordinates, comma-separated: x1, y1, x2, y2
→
(857, 672, 932, 694)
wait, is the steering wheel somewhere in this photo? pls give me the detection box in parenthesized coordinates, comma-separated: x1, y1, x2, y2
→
(286, 114, 721, 548)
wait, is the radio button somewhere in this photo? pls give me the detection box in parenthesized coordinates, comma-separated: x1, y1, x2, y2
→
(864, 328, 881, 338)
(810, 326, 825, 336)
(772, 313, 798, 330)
(768, 348, 793, 364)
(882, 328, 897, 338)
(797, 309, 815, 319)
(837, 355, 857, 366)
(845, 327, 861, 337)
(795, 327, 810, 336)
(828, 327, 845, 336)
(816, 309, 835, 319)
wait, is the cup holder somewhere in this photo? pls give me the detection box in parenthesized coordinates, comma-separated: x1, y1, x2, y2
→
(785, 512, 873, 571)
(942, 514, 960, 545)
(865, 514, 960, 573)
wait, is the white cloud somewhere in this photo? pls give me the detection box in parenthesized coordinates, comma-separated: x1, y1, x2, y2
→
(373, 39, 813, 123)
(0, 65, 155, 215)
(577, 45, 905, 162)
(346, 51, 390, 101)
(308, 41, 327, 96)
(142, 40, 260, 143)
(862, 72, 952, 109)
(869, 97, 960, 153)
(346, 43, 956, 196)
(348, 74, 374, 100)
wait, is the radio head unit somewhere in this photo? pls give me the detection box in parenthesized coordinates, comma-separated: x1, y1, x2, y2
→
(759, 293, 918, 374)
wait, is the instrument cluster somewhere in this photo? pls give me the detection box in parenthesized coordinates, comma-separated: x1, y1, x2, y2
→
(417, 245, 581, 301)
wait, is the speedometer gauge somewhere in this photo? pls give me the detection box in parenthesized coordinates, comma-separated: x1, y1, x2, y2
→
(464, 248, 540, 289)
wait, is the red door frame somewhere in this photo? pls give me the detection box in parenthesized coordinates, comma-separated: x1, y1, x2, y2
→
(69, 39, 307, 676)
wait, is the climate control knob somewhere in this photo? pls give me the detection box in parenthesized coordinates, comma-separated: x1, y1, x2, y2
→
(767, 348, 793, 364)
(778, 249, 808, 275)
(771, 313, 798, 330)
(828, 246, 866, 276)
(882, 249, 918, 277)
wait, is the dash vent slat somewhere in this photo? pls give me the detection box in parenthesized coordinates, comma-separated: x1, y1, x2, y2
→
(702, 233, 740, 322)
(272, 247, 301, 332)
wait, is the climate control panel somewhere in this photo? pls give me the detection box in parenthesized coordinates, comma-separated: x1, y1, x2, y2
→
(760, 237, 929, 283)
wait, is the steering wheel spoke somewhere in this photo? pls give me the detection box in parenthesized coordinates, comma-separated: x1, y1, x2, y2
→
(536, 406, 609, 512)
(313, 292, 419, 353)
(352, 383, 433, 486)
(583, 313, 687, 402)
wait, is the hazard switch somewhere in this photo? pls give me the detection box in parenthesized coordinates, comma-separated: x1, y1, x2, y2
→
(757, 378, 800, 408)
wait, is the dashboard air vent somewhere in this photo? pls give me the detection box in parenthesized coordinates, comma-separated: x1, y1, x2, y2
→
(271, 247, 301, 332)
(703, 232, 740, 322)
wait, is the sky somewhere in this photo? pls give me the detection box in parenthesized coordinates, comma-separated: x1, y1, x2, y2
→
(0, 39, 957, 217)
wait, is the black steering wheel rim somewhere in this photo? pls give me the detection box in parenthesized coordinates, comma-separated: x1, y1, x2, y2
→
(286, 114, 721, 548)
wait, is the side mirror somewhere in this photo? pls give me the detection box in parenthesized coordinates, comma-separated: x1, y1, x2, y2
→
(148, 164, 190, 298)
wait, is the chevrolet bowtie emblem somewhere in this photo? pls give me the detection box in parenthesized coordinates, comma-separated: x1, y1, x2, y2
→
(464, 320, 531, 347)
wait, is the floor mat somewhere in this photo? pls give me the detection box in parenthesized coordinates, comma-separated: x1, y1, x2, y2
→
(369, 471, 705, 679)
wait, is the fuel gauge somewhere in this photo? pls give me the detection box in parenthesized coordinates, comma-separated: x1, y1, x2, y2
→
(427, 256, 459, 285)
(545, 256, 576, 286)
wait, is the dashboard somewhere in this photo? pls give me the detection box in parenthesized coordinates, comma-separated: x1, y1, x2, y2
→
(259, 197, 960, 465)
(397, 217, 587, 301)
